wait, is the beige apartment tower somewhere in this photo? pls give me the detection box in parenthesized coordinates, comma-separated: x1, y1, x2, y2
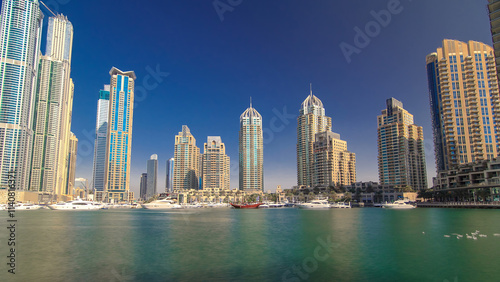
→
(202, 136, 230, 190)
(427, 40, 500, 172)
(377, 98, 427, 190)
(313, 131, 356, 187)
(173, 125, 201, 190)
(239, 103, 264, 192)
(297, 88, 332, 188)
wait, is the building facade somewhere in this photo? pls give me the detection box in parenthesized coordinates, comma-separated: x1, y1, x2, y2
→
(104, 68, 136, 202)
(66, 132, 78, 196)
(239, 103, 263, 192)
(29, 15, 74, 197)
(166, 158, 174, 193)
(92, 85, 110, 192)
(489, 0, 500, 83)
(377, 98, 427, 190)
(313, 130, 356, 187)
(146, 154, 158, 199)
(139, 173, 147, 200)
(297, 89, 332, 188)
(0, 0, 43, 190)
(202, 136, 230, 190)
(173, 125, 200, 190)
(427, 40, 500, 173)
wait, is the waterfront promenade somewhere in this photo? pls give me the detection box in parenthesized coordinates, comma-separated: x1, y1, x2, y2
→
(417, 202, 500, 209)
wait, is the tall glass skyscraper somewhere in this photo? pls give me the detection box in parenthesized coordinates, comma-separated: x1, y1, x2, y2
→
(146, 154, 158, 199)
(140, 173, 147, 200)
(92, 85, 110, 193)
(239, 102, 263, 192)
(297, 89, 332, 188)
(105, 67, 136, 203)
(165, 158, 174, 193)
(377, 98, 427, 190)
(426, 40, 500, 172)
(0, 0, 43, 190)
(29, 15, 74, 198)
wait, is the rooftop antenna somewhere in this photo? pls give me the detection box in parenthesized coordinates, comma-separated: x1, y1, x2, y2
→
(250, 97, 252, 108)
(310, 83, 313, 96)
(40, 1, 57, 17)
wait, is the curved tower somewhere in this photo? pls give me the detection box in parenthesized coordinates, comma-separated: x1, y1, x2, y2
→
(239, 102, 263, 192)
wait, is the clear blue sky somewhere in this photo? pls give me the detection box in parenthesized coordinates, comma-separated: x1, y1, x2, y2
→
(45, 0, 493, 194)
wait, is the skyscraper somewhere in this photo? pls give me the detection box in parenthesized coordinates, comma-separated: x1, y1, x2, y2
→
(104, 67, 136, 203)
(297, 88, 332, 188)
(239, 102, 263, 192)
(166, 158, 174, 193)
(146, 154, 158, 199)
(173, 125, 200, 190)
(313, 131, 356, 188)
(92, 85, 110, 193)
(66, 132, 78, 196)
(0, 0, 43, 190)
(427, 40, 500, 172)
(489, 0, 500, 82)
(140, 173, 147, 200)
(29, 15, 74, 198)
(202, 136, 230, 190)
(377, 98, 427, 190)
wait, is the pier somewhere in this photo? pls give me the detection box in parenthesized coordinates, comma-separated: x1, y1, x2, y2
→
(417, 202, 500, 209)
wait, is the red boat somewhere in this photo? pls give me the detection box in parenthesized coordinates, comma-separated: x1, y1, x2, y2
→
(230, 203, 263, 209)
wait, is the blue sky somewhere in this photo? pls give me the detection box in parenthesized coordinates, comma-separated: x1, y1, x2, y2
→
(44, 0, 494, 194)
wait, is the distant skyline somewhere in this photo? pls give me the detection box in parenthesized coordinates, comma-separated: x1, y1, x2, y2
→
(48, 0, 495, 195)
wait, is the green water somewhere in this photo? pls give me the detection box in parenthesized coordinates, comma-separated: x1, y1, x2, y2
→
(1, 208, 499, 281)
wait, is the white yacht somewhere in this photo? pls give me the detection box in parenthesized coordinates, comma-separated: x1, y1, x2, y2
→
(382, 199, 416, 209)
(298, 200, 331, 209)
(48, 198, 103, 210)
(331, 202, 351, 209)
(13, 203, 43, 210)
(142, 198, 183, 210)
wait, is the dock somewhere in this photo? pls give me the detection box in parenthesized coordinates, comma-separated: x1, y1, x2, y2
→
(417, 202, 500, 209)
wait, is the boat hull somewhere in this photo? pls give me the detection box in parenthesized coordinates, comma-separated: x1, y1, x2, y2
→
(230, 203, 263, 209)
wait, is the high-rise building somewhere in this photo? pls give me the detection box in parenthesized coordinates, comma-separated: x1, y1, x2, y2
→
(165, 158, 174, 193)
(0, 0, 43, 190)
(92, 85, 110, 193)
(173, 125, 200, 190)
(202, 136, 230, 190)
(426, 40, 500, 172)
(140, 173, 147, 200)
(239, 102, 263, 192)
(377, 98, 427, 190)
(146, 154, 158, 199)
(104, 67, 136, 203)
(313, 131, 356, 187)
(29, 15, 74, 198)
(297, 88, 332, 188)
(66, 132, 78, 196)
(489, 0, 500, 82)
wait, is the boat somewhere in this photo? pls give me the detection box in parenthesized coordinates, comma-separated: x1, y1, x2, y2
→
(230, 203, 263, 209)
(269, 203, 284, 208)
(331, 202, 351, 209)
(259, 203, 270, 208)
(13, 203, 43, 210)
(298, 200, 331, 209)
(48, 198, 103, 210)
(141, 198, 183, 210)
(382, 199, 416, 209)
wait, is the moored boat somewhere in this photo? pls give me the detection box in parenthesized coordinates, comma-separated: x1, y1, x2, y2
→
(230, 203, 263, 209)
(298, 200, 331, 209)
(48, 198, 103, 210)
(382, 199, 416, 209)
(142, 198, 183, 210)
